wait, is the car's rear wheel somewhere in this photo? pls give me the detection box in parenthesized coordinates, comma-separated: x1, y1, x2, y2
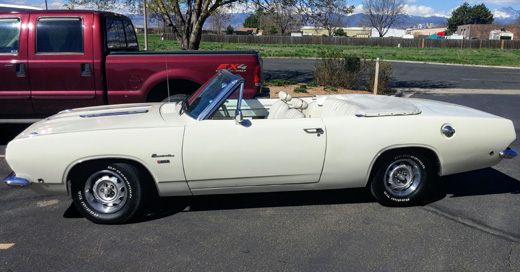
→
(370, 152, 432, 206)
(71, 163, 147, 224)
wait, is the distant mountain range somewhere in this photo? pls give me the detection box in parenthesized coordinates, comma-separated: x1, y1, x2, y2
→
(129, 6, 519, 29)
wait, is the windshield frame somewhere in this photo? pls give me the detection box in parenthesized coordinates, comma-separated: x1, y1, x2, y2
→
(184, 70, 244, 121)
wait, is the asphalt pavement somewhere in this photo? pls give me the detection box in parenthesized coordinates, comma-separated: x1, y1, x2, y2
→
(1, 61, 520, 271)
(263, 58, 520, 91)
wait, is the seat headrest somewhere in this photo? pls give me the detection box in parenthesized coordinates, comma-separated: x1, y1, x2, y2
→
(279, 91, 292, 102)
(292, 98, 308, 110)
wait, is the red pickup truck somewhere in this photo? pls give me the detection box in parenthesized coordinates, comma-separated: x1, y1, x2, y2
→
(0, 10, 262, 122)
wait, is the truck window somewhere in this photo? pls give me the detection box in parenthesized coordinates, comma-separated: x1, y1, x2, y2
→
(0, 18, 20, 54)
(105, 17, 138, 50)
(36, 17, 84, 53)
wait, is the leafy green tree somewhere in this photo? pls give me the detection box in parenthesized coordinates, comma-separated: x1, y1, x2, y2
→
(226, 25, 234, 34)
(334, 28, 346, 36)
(447, 2, 493, 34)
(243, 12, 261, 28)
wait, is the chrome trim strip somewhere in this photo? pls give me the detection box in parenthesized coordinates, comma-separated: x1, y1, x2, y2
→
(80, 110, 149, 118)
(500, 148, 518, 159)
(4, 173, 31, 187)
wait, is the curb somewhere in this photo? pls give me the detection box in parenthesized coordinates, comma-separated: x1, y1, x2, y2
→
(396, 88, 520, 97)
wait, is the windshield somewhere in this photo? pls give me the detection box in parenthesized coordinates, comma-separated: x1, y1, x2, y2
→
(185, 71, 242, 120)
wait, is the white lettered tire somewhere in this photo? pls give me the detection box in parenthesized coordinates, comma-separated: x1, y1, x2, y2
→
(370, 152, 432, 206)
(72, 163, 147, 224)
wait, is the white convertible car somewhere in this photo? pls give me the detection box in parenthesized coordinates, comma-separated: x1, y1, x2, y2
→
(4, 70, 518, 224)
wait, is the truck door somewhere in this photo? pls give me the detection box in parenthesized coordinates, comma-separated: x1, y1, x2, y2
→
(28, 13, 96, 116)
(0, 14, 33, 117)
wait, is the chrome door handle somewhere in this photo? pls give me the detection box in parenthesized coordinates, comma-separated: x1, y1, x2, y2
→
(303, 128, 324, 135)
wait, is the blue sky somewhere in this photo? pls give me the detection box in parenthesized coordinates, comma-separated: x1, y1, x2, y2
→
(2, 0, 520, 17)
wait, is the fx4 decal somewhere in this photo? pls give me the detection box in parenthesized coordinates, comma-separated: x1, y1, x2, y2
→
(217, 64, 247, 73)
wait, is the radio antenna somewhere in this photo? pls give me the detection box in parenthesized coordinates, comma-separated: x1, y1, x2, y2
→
(165, 53, 171, 101)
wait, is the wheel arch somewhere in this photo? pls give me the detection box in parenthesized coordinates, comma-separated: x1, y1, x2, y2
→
(65, 157, 159, 197)
(141, 69, 205, 102)
(367, 146, 441, 186)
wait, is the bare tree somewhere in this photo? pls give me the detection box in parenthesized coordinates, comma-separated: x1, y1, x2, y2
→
(303, 0, 354, 36)
(70, 0, 351, 49)
(266, 0, 302, 35)
(209, 9, 232, 34)
(69, 0, 242, 50)
(362, 0, 405, 37)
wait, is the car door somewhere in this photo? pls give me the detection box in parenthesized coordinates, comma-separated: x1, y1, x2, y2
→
(28, 13, 97, 116)
(0, 14, 33, 117)
(183, 117, 327, 189)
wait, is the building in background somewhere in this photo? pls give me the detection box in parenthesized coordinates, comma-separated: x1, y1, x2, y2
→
(300, 27, 371, 37)
(457, 24, 520, 40)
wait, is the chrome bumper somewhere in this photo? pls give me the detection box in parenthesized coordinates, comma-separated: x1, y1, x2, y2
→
(4, 172, 31, 187)
(500, 147, 518, 159)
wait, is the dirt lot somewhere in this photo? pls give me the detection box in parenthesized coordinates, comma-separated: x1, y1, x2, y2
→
(268, 84, 372, 98)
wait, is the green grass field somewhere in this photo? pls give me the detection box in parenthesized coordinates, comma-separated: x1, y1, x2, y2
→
(138, 34, 520, 67)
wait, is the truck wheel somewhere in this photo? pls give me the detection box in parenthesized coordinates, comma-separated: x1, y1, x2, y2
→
(162, 94, 188, 102)
(72, 163, 147, 224)
(369, 152, 432, 206)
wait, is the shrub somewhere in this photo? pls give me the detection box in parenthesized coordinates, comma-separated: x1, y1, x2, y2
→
(325, 86, 338, 92)
(334, 28, 346, 36)
(294, 87, 308, 93)
(313, 50, 362, 89)
(267, 79, 297, 86)
(307, 82, 318, 87)
(226, 25, 234, 35)
(313, 50, 393, 94)
(363, 59, 394, 94)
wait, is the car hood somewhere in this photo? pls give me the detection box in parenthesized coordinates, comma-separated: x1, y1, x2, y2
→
(14, 103, 171, 139)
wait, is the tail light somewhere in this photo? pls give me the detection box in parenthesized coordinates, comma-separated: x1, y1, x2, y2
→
(254, 64, 261, 87)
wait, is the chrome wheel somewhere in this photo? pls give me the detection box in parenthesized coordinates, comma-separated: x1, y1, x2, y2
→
(384, 158, 422, 197)
(370, 152, 433, 206)
(84, 170, 128, 214)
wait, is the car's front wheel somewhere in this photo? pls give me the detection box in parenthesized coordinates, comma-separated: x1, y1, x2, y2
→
(71, 163, 147, 224)
(370, 152, 433, 206)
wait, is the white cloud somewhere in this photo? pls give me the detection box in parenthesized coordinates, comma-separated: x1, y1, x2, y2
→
(467, 0, 520, 6)
(403, 4, 450, 17)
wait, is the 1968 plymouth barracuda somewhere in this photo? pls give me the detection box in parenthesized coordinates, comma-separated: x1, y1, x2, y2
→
(4, 70, 518, 224)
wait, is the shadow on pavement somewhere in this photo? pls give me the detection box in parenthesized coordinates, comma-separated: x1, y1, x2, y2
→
(263, 70, 314, 83)
(436, 168, 520, 198)
(389, 80, 456, 89)
(62, 167, 520, 223)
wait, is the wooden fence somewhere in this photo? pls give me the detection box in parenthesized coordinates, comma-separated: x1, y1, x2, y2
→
(179, 34, 520, 50)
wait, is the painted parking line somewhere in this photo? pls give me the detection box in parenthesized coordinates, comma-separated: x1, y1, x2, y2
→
(0, 243, 15, 249)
